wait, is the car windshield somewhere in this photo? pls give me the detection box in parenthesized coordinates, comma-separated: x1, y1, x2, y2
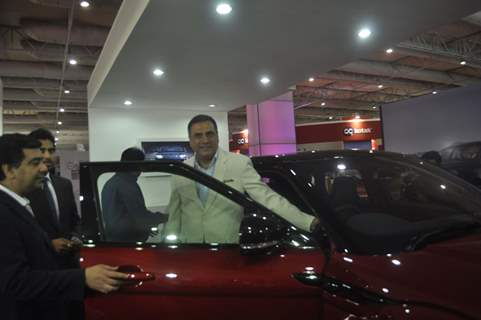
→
(289, 154, 481, 254)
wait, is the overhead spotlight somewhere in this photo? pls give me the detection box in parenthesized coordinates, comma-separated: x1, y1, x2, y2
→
(321, 102, 326, 106)
(432, 91, 438, 95)
(80, 1, 90, 8)
(56, 130, 60, 134)
(460, 61, 467, 65)
(386, 48, 394, 54)
(124, 100, 133, 106)
(55, 137, 59, 142)
(209, 104, 216, 108)
(216, 3, 232, 15)
(64, 89, 70, 94)
(308, 77, 315, 82)
(355, 114, 361, 119)
(358, 28, 372, 39)
(152, 68, 164, 77)
(57, 121, 63, 125)
(59, 108, 65, 112)
(260, 76, 271, 85)
(69, 58, 78, 65)
(377, 84, 384, 89)
(372, 106, 377, 109)
(329, 116, 333, 120)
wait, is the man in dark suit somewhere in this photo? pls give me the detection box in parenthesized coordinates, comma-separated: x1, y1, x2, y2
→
(28, 128, 81, 269)
(0, 134, 129, 320)
(101, 147, 168, 242)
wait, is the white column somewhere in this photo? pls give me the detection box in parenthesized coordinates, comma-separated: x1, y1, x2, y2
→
(246, 92, 297, 156)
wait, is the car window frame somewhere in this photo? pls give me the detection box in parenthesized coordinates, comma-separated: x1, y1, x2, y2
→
(79, 160, 313, 245)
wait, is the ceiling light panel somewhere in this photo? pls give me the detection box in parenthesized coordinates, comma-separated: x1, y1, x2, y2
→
(358, 28, 372, 39)
(216, 3, 232, 15)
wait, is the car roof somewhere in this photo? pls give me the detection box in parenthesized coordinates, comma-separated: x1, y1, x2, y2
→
(440, 141, 481, 151)
(251, 149, 410, 165)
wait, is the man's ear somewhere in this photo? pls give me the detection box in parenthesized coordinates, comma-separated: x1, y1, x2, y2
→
(1, 164, 16, 180)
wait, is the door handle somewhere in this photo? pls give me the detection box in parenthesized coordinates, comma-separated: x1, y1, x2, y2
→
(292, 272, 323, 286)
(118, 265, 155, 282)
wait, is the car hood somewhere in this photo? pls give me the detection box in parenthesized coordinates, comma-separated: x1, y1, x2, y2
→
(326, 233, 481, 319)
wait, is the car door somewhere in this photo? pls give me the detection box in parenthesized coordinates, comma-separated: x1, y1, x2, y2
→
(79, 160, 327, 320)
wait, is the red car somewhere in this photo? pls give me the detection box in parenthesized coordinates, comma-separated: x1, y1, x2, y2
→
(79, 151, 481, 320)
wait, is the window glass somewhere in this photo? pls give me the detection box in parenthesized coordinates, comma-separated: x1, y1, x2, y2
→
(96, 170, 244, 244)
(289, 156, 481, 254)
(449, 144, 481, 161)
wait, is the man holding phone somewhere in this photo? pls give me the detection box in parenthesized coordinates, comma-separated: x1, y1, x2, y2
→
(27, 128, 82, 268)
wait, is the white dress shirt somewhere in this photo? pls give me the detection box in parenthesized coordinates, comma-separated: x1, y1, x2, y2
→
(44, 173, 60, 221)
(0, 183, 35, 216)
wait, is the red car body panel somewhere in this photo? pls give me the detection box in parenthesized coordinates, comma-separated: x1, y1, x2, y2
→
(81, 246, 326, 320)
(324, 233, 481, 319)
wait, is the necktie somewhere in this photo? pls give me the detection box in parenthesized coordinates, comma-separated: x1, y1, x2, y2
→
(43, 178, 59, 222)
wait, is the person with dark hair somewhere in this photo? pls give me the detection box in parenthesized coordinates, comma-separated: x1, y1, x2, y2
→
(0, 134, 129, 320)
(121, 147, 146, 161)
(163, 115, 319, 243)
(101, 147, 168, 242)
(421, 150, 442, 166)
(27, 128, 81, 268)
(28, 128, 86, 319)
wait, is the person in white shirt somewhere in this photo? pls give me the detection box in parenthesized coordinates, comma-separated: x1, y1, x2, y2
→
(0, 133, 129, 320)
(163, 114, 320, 243)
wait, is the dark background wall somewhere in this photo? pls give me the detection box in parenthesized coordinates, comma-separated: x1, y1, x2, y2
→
(382, 84, 481, 154)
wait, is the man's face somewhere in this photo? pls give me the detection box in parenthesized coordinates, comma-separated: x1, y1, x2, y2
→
(39, 139, 56, 170)
(13, 149, 48, 195)
(189, 121, 219, 161)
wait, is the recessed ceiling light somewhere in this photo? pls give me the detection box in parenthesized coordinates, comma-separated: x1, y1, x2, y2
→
(308, 77, 315, 82)
(460, 61, 467, 65)
(432, 91, 438, 95)
(80, 1, 90, 8)
(57, 121, 62, 125)
(321, 102, 326, 106)
(329, 116, 333, 120)
(209, 104, 216, 108)
(124, 100, 133, 106)
(373, 106, 377, 109)
(377, 84, 384, 89)
(59, 108, 65, 112)
(55, 137, 59, 141)
(358, 28, 372, 39)
(216, 3, 232, 15)
(386, 48, 393, 54)
(69, 58, 78, 65)
(64, 89, 70, 94)
(152, 68, 164, 77)
(56, 130, 60, 134)
(260, 76, 271, 85)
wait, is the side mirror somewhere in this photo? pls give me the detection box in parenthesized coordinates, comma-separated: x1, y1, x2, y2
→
(239, 211, 285, 255)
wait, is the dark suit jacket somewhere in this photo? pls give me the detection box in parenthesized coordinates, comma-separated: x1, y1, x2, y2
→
(28, 175, 80, 268)
(101, 173, 165, 242)
(0, 190, 85, 320)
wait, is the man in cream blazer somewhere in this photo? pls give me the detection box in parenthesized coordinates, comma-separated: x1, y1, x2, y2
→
(163, 115, 318, 243)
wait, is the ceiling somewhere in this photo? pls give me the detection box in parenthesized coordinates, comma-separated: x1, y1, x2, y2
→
(2, 1, 481, 147)
(0, 0, 121, 148)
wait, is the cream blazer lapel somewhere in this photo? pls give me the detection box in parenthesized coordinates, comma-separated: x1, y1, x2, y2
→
(203, 149, 227, 212)
(180, 157, 203, 208)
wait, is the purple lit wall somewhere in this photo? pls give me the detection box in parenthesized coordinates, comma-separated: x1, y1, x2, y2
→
(246, 92, 297, 156)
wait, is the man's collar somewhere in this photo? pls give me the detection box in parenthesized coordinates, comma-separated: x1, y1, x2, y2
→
(0, 183, 30, 208)
(194, 149, 219, 170)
